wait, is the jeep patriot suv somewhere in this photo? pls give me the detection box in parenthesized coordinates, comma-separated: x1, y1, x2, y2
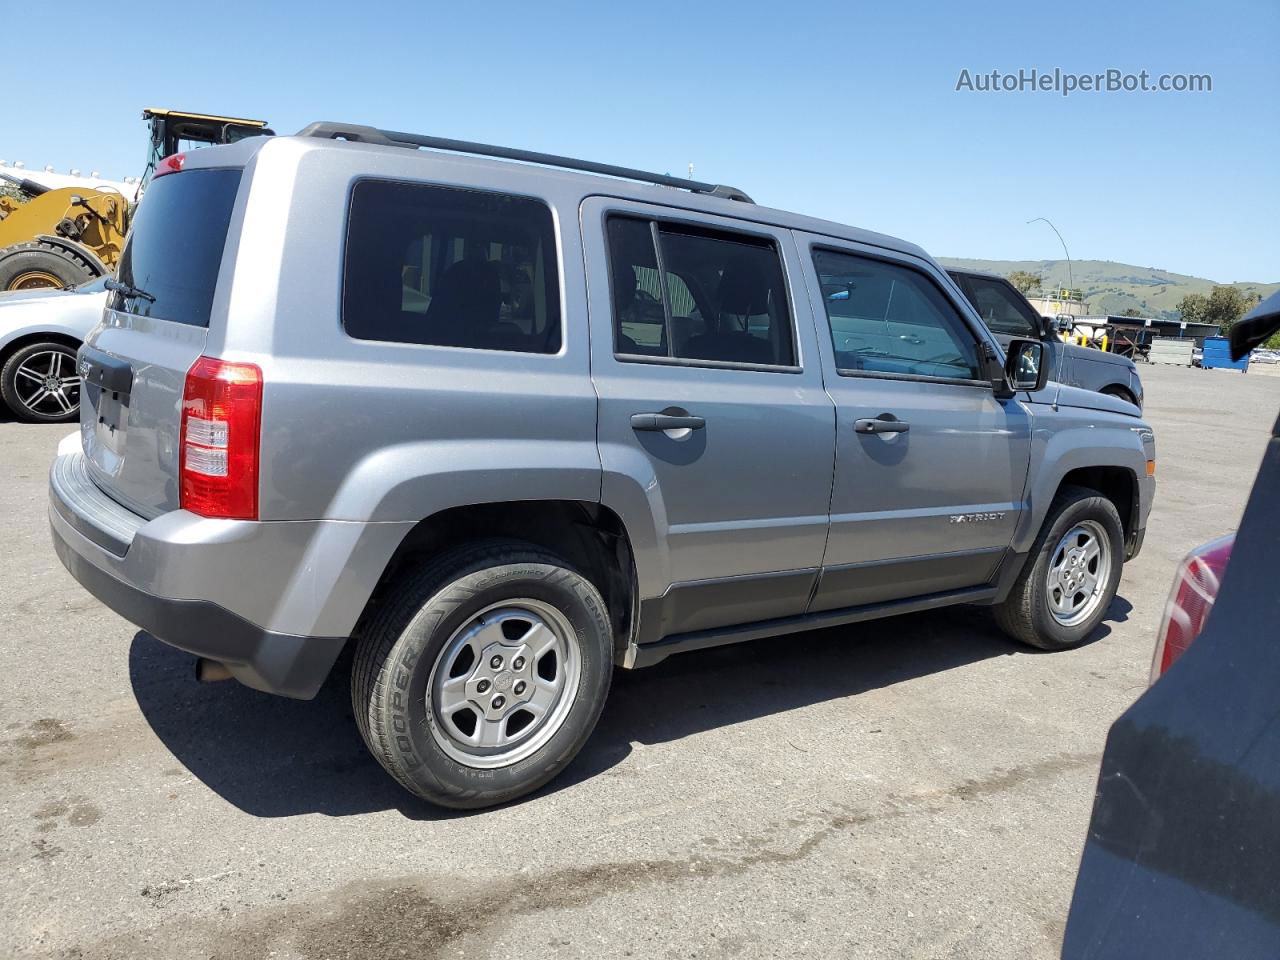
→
(49, 124, 1155, 808)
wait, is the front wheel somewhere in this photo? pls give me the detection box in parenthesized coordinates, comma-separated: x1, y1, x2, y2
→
(994, 486, 1125, 650)
(352, 540, 613, 809)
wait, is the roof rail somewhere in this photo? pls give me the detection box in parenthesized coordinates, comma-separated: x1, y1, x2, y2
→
(295, 122, 754, 203)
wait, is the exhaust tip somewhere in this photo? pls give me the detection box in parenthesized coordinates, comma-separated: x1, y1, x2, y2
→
(195, 658, 233, 683)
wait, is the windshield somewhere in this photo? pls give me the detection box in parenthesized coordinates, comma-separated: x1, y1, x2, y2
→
(959, 275, 1042, 338)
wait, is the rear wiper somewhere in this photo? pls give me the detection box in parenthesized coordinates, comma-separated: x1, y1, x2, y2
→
(104, 278, 156, 303)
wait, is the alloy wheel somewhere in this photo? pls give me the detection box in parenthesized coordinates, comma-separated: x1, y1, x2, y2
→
(13, 348, 80, 419)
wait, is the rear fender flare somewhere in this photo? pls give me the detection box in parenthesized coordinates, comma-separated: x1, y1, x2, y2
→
(327, 439, 604, 526)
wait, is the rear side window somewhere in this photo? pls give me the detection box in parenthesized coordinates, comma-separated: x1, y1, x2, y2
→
(343, 180, 561, 354)
(607, 215, 795, 367)
(814, 249, 982, 381)
(114, 169, 241, 327)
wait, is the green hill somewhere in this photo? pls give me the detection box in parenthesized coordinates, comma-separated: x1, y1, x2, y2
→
(936, 258, 1279, 320)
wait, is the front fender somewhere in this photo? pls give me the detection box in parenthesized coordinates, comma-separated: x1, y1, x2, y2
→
(1014, 403, 1152, 554)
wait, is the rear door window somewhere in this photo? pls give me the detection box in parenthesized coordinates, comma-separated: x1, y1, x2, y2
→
(607, 215, 795, 367)
(113, 168, 241, 327)
(343, 180, 561, 354)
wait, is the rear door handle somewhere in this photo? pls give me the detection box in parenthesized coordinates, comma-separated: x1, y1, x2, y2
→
(854, 417, 909, 434)
(631, 413, 706, 432)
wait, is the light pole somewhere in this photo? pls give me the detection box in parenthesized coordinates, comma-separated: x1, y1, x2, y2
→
(1027, 217, 1073, 298)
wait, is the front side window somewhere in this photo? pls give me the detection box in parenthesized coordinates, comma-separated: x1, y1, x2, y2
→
(814, 249, 982, 381)
(343, 180, 561, 353)
(607, 216, 795, 367)
(958, 274, 1042, 338)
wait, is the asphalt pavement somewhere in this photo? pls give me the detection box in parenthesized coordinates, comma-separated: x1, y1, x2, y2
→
(2, 363, 1276, 959)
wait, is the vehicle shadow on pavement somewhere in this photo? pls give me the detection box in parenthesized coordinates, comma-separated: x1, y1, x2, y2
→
(129, 597, 1128, 819)
(128, 633, 457, 821)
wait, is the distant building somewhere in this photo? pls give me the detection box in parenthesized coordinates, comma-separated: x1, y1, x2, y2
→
(1026, 290, 1087, 319)
(1075, 314, 1220, 345)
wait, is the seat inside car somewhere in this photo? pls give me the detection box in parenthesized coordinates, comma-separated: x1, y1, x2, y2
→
(681, 256, 777, 364)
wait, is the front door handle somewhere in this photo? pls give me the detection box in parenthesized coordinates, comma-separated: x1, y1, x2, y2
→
(854, 416, 909, 434)
(631, 412, 706, 432)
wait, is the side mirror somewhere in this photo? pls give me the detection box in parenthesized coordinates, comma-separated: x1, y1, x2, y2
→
(1004, 338, 1049, 393)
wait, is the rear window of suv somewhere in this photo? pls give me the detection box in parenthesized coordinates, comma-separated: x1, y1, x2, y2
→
(113, 168, 241, 327)
(343, 180, 561, 354)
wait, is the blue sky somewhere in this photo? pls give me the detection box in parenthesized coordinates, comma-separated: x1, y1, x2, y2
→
(4, 0, 1276, 281)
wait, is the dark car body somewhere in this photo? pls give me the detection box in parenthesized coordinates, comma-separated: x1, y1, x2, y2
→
(1062, 291, 1280, 958)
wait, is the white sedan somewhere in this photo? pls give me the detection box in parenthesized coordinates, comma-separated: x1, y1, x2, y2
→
(0, 277, 107, 423)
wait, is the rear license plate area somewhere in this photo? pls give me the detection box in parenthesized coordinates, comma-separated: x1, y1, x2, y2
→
(79, 346, 134, 462)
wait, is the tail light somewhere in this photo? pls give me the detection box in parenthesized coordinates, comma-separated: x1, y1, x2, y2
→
(153, 152, 186, 178)
(1150, 533, 1235, 684)
(180, 356, 262, 520)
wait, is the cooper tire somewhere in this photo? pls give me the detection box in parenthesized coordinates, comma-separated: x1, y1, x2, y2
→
(352, 539, 613, 809)
(994, 485, 1125, 651)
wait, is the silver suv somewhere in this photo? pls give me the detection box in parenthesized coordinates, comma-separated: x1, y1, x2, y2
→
(49, 124, 1155, 808)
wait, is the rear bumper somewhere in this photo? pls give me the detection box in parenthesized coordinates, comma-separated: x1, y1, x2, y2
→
(49, 453, 413, 699)
(51, 530, 344, 698)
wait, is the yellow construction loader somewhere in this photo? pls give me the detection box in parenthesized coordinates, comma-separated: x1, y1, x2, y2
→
(0, 109, 271, 291)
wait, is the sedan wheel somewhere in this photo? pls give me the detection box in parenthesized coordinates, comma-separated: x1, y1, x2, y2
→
(1, 342, 82, 423)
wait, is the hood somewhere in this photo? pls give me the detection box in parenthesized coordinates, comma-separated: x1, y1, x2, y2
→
(1054, 383, 1141, 417)
(1063, 342, 1136, 370)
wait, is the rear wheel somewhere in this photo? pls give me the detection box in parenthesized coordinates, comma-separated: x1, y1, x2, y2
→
(352, 540, 613, 808)
(0, 241, 97, 292)
(1, 341, 81, 423)
(994, 486, 1125, 650)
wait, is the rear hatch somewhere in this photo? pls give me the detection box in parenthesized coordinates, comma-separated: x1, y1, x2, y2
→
(80, 166, 241, 518)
